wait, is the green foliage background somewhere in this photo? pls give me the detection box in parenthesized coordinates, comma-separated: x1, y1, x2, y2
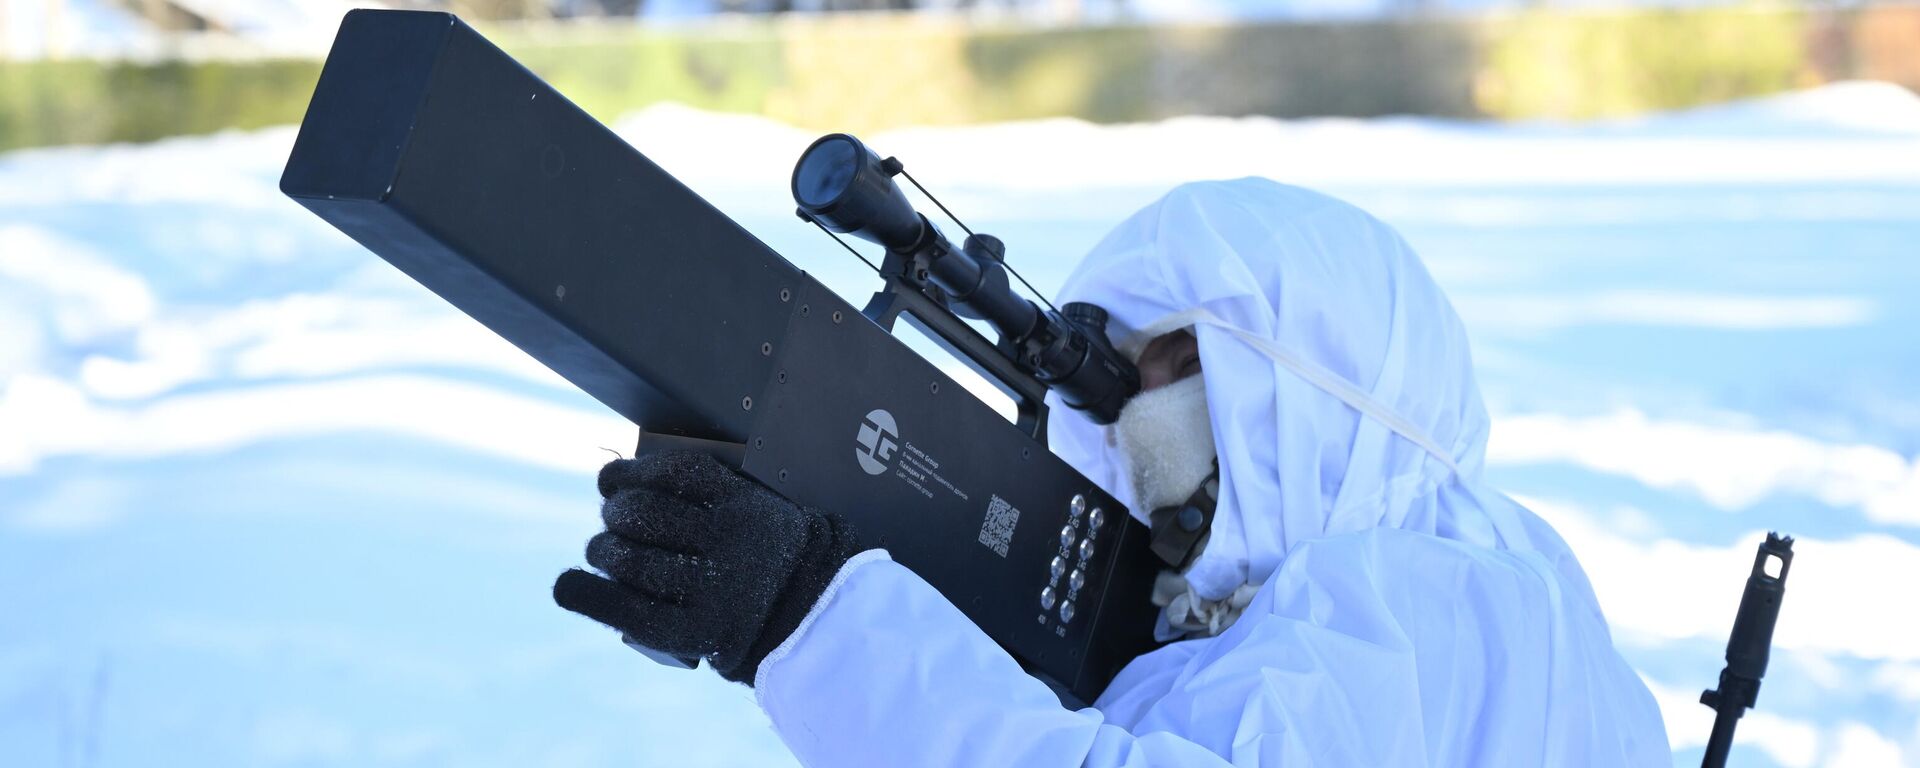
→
(1476, 7, 1809, 118)
(0, 6, 1890, 153)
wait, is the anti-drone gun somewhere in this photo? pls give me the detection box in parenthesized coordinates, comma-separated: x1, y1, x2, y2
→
(279, 9, 1160, 707)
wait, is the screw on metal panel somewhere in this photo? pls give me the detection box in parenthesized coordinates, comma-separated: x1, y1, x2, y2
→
(832, 311, 843, 323)
(754, 437, 765, 449)
(800, 304, 811, 316)
(777, 370, 787, 383)
(930, 382, 940, 394)
(741, 396, 753, 411)
(1022, 447, 1031, 459)
(761, 342, 772, 356)
(778, 469, 789, 482)
(554, 285, 566, 300)
(780, 288, 791, 302)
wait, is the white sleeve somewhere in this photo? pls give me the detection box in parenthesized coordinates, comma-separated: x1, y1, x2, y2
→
(752, 553, 1244, 768)
(754, 529, 1669, 768)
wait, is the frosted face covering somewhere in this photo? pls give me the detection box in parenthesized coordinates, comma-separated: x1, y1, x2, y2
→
(1113, 375, 1216, 516)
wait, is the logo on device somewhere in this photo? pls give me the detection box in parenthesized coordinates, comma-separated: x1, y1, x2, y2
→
(855, 409, 899, 476)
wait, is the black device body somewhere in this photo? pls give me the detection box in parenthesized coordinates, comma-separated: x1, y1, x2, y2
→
(279, 10, 1160, 707)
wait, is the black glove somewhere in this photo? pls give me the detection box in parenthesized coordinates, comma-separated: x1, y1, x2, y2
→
(553, 451, 862, 685)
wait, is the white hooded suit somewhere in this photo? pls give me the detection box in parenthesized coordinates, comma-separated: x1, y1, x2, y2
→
(751, 179, 1670, 766)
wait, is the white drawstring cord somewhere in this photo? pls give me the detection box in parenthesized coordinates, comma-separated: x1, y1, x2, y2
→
(1153, 570, 1261, 639)
(1133, 308, 1461, 475)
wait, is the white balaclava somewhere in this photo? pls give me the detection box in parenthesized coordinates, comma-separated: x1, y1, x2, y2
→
(1046, 179, 1584, 636)
(1112, 373, 1214, 514)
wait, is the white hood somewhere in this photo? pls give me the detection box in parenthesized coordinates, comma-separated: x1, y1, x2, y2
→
(1047, 178, 1560, 600)
(754, 178, 1669, 767)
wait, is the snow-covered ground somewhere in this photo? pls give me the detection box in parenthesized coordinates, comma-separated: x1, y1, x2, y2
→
(3, 82, 1919, 766)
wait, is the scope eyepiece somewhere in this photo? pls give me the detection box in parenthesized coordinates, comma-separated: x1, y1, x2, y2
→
(792, 134, 925, 252)
(1062, 302, 1110, 334)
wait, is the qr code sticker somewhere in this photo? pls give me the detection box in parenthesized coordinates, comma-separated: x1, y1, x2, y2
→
(977, 495, 1020, 558)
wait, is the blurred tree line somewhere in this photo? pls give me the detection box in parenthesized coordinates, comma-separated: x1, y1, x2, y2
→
(6, 2, 1913, 153)
(103, 0, 1114, 24)
(404, 0, 1122, 19)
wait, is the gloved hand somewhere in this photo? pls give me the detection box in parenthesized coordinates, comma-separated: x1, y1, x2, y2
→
(553, 451, 863, 685)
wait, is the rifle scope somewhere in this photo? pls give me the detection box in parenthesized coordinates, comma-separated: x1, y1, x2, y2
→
(793, 134, 1140, 424)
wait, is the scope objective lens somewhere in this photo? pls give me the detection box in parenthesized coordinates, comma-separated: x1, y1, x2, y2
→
(794, 137, 858, 209)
